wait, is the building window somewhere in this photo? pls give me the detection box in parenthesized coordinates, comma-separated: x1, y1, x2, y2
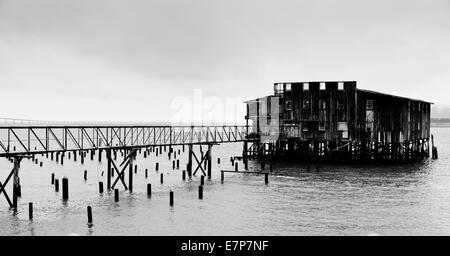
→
(303, 83, 309, 91)
(342, 131, 349, 139)
(338, 122, 349, 139)
(319, 122, 325, 131)
(320, 82, 326, 90)
(285, 100, 292, 110)
(319, 99, 326, 110)
(338, 82, 344, 90)
(285, 83, 291, 91)
(303, 100, 310, 109)
(366, 100, 373, 110)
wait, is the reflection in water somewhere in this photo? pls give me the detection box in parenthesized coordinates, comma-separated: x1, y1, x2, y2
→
(0, 128, 449, 236)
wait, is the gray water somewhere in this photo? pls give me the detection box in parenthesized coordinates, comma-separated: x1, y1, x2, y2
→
(1, 128, 449, 236)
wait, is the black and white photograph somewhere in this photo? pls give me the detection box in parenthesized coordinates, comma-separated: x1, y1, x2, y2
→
(1, 0, 450, 246)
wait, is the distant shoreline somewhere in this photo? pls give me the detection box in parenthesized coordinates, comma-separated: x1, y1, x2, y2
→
(432, 124, 450, 128)
(431, 118, 450, 128)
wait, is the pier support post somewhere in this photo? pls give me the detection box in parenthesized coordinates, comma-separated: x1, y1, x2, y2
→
(106, 149, 111, 190)
(199, 186, 203, 199)
(129, 151, 134, 193)
(147, 184, 151, 197)
(87, 206, 93, 224)
(12, 157, 21, 209)
(62, 177, 69, 200)
(115, 189, 119, 202)
(243, 141, 248, 170)
(170, 191, 174, 206)
(29, 202, 33, 220)
(99, 182, 104, 194)
(188, 144, 193, 175)
(207, 144, 212, 178)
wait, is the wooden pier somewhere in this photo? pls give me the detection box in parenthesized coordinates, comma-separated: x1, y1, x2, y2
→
(0, 124, 254, 209)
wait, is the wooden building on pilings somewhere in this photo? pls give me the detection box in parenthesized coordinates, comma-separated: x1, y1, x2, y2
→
(243, 81, 433, 163)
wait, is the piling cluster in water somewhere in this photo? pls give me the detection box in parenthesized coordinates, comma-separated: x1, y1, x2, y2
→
(8, 144, 277, 226)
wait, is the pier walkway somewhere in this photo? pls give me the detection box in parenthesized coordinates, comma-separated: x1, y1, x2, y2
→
(0, 119, 255, 209)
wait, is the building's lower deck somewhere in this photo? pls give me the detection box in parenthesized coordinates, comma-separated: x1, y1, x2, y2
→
(244, 138, 431, 163)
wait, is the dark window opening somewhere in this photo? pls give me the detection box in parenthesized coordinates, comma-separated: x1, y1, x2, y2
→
(319, 122, 325, 131)
(303, 100, 310, 109)
(366, 100, 373, 110)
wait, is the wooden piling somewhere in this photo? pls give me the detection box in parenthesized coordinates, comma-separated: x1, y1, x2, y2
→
(199, 186, 203, 199)
(200, 175, 204, 185)
(169, 191, 174, 206)
(99, 182, 104, 193)
(235, 163, 238, 172)
(221, 171, 224, 182)
(156, 162, 159, 171)
(182, 170, 186, 180)
(55, 179, 59, 192)
(29, 202, 33, 220)
(51, 173, 55, 185)
(114, 189, 119, 202)
(106, 159, 112, 190)
(62, 178, 69, 200)
(147, 184, 152, 197)
(265, 173, 269, 184)
(187, 164, 192, 177)
(84, 170, 87, 180)
(207, 144, 212, 178)
(87, 206, 93, 224)
(160, 173, 164, 183)
(145, 169, 148, 178)
(129, 151, 134, 193)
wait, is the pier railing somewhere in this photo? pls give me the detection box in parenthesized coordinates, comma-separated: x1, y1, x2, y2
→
(0, 125, 252, 156)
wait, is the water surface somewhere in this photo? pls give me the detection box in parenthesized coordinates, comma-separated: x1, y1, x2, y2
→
(1, 128, 449, 236)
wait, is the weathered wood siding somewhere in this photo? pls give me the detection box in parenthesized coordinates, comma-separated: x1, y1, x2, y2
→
(279, 81, 357, 141)
(355, 90, 430, 143)
(247, 81, 431, 144)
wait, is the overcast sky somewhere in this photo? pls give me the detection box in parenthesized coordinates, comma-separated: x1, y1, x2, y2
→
(1, 0, 449, 123)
